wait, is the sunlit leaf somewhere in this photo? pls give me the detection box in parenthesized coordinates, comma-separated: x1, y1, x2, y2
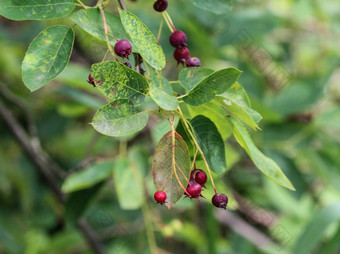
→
(119, 9, 165, 70)
(179, 67, 214, 91)
(182, 68, 242, 106)
(22, 25, 74, 91)
(91, 99, 149, 137)
(229, 116, 295, 190)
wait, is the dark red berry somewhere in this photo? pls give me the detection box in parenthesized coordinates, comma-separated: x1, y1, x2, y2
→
(114, 40, 132, 59)
(154, 191, 167, 204)
(87, 73, 96, 87)
(123, 62, 132, 68)
(186, 57, 200, 67)
(193, 170, 207, 186)
(186, 183, 202, 198)
(212, 193, 228, 209)
(153, 0, 168, 12)
(186, 179, 197, 189)
(174, 47, 190, 64)
(190, 169, 199, 180)
(169, 31, 188, 48)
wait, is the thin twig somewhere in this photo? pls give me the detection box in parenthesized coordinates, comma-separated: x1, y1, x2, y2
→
(77, 219, 106, 254)
(117, 0, 126, 10)
(176, 107, 217, 194)
(0, 96, 107, 254)
(0, 98, 66, 202)
(0, 83, 37, 137)
(100, 7, 118, 61)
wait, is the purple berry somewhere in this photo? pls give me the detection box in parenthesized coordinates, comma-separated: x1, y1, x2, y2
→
(169, 31, 188, 48)
(212, 193, 228, 209)
(186, 183, 202, 198)
(114, 40, 132, 59)
(123, 62, 132, 68)
(193, 169, 207, 186)
(87, 73, 96, 87)
(154, 191, 167, 204)
(186, 57, 200, 67)
(153, 0, 168, 12)
(174, 47, 190, 64)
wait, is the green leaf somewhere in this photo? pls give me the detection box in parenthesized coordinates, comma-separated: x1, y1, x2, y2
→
(152, 131, 191, 206)
(113, 157, 144, 210)
(72, 9, 128, 46)
(187, 102, 233, 140)
(182, 68, 242, 106)
(294, 203, 340, 254)
(215, 90, 262, 130)
(91, 61, 148, 105)
(62, 161, 113, 193)
(150, 74, 178, 111)
(22, 25, 74, 91)
(0, 0, 75, 20)
(119, 9, 165, 70)
(190, 115, 226, 174)
(91, 99, 149, 137)
(219, 82, 251, 107)
(215, 82, 262, 130)
(191, 0, 232, 14)
(179, 67, 214, 91)
(229, 116, 295, 190)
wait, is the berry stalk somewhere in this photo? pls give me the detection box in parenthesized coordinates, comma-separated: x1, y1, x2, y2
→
(176, 107, 218, 194)
(161, 12, 174, 33)
(100, 6, 118, 61)
(169, 117, 192, 197)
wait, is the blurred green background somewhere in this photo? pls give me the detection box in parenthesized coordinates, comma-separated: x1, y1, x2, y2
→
(1, 0, 340, 253)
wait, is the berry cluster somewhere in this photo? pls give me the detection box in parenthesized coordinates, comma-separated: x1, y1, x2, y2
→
(153, 0, 168, 12)
(169, 31, 200, 67)
(154, 168, 228, 209)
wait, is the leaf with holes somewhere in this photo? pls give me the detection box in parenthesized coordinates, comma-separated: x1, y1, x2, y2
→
(91, 99, 149, 137)
(91, 61, 148, 105)
(229, 116, 295, 190)
(0, 0, 75, 20)
(72, 9, 129, 47)
(182, 68, 242, 106)
(190, 115, 227, 174)
(150, 74, 178, 111)
(152, 131, 191, 207)
(22, 25, 74, 91)
(119, 9, 165, 70)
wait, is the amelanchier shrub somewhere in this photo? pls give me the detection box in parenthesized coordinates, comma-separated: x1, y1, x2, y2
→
(0, 0, 295, 210)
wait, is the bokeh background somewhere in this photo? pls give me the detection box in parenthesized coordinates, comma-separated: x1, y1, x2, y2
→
(1, 0, 340, 253)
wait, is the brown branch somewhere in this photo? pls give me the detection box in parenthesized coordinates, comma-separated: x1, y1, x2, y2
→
(0, 98, 66, 202)
(214, 209, 278, 251)
(117, 0, 126, 10)
(77, 219, 106, 254)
